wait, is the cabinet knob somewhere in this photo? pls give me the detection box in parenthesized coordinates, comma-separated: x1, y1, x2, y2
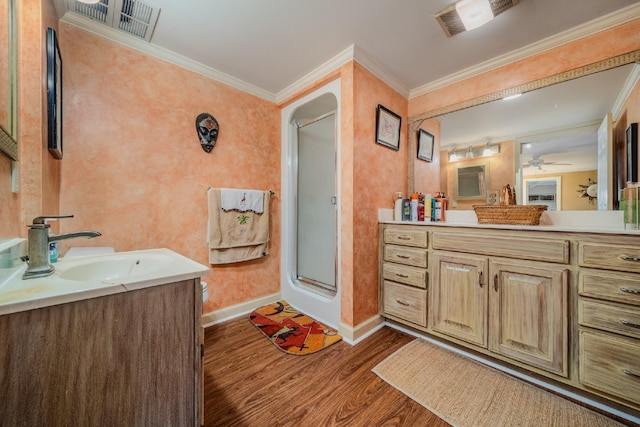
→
(493, 274, 499, 292)
(478, 271, 483, 287)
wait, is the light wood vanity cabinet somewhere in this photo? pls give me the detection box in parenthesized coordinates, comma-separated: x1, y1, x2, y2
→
(578, 241, 640, 407)
(430, 242, 568, 377)
(379, 223, 640, 415)
(379, 225, 428, 327)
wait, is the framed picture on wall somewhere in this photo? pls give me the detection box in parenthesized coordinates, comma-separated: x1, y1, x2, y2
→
(417, 129, 434, 162)
(627, 122, 638, 183)
(47, 27, 63, 159)
(375, 104, 401, 150)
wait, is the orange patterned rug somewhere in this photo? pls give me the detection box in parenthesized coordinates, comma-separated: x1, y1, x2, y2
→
(249, 300, 342, 355)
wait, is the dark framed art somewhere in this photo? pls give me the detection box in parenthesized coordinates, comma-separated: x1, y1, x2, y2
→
(417, 129, 434, 162)
(627, 122, 638, 183)
(47, 27, 63, 159)
(375, 104, 401, 150)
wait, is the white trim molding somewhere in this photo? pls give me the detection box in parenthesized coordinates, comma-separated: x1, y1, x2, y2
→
(409, 3, 640, 99)
(201, 292, 281, 328)
(339, 315, 386, 345)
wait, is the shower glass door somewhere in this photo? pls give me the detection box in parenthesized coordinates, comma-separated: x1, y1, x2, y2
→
(296, 113, 336, 294)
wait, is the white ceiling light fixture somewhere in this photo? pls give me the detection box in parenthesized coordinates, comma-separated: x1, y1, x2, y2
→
(435, 0, 520, 37)
(456, 0, 493, 31)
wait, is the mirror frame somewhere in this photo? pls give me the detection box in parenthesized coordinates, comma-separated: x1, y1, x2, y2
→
(407, 49, 640, 195)
(0, 0, 17, 161)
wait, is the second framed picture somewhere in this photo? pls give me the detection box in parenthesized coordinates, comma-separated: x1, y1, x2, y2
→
(418, 129, 434, 162)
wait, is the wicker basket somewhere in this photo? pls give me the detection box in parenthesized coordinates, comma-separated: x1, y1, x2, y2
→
(473, 205, 548, 226)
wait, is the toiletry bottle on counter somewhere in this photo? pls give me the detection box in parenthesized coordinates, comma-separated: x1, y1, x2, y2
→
(410, 193, 419, 221)
(424, 193, 432, 221)
(401, 198, 411, 221)
(393, 192, 403, 221)
(417, 194, 425, 222)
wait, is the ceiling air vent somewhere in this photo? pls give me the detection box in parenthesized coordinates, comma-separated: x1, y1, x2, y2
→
(72, 0, 160, 42)
(435, 0, 519, 37)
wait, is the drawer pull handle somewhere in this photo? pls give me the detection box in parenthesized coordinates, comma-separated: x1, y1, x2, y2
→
(396, 255, 410, 259)
(396, 299, 410, 306)
(620, 254, 640, 262)
(620, 319, 640, 329)
(397, 236, 411, 240)
(493, 274, 499, 292)
(395, 273, 410, 278)
(620, 287, 640, 295)
(478, 271, 484, 288)
(622, 368, 640, 379)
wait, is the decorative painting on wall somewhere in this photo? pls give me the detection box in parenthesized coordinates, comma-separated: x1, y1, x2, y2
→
(375, 104, 401, 150)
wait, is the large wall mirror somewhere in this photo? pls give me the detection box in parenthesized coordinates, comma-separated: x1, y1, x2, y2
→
(408, 50, 640, 212)
(0, 0, 18, 161)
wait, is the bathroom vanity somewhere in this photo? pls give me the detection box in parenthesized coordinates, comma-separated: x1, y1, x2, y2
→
(378, 219, 640, 418)
(0, 249, 209, 426)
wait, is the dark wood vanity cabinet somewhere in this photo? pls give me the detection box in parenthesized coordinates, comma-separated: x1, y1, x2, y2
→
(0, 279, 202, 427)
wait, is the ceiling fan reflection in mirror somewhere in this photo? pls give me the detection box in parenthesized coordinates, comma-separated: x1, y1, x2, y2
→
(523, 155, 572, 170)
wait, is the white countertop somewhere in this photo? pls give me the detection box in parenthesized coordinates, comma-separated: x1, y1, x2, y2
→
(379, 208, 640, 235)
(0, 248, 210, 316)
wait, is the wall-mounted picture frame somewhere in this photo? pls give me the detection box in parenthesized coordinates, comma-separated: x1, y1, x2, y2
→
(47, 27, 63, 159)
(417, 129, 434, 162)
(375, 104, 401, 151)
(627, 122, 638, 183)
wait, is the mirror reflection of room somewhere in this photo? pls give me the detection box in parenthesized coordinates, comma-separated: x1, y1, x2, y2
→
(436, 63, 637, 212)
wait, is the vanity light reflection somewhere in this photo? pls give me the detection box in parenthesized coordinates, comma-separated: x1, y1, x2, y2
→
(449, 143, 500, 162)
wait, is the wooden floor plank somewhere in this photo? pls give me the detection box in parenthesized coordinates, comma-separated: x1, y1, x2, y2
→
(203, 317, 449, 426)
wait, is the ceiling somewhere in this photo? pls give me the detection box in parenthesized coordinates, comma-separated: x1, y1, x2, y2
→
(60, 0, 640, 101)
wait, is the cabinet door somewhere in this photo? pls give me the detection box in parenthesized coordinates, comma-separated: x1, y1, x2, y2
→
(489, 260, 568, 376)
(430, 252, 488, 347)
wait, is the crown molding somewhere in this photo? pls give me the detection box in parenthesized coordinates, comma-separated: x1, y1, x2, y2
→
(275, 44, 410, 103)
(61, 12, 276, 102)
(409, 3, 640, 99)
(275, 45, 355, 103)
(612, 63, 640, 121)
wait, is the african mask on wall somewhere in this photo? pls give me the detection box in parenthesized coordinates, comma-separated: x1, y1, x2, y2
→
(195, 113, 219, 153)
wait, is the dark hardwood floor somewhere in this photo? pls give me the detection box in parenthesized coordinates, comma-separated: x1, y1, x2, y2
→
(203, 317, 450, 426)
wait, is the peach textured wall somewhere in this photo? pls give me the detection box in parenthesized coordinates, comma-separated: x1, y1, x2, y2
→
(5, 0, 61, 239)
(352, 63, 408, 325)
(58, 24, 281, 314)
(414, 119, 441, 195)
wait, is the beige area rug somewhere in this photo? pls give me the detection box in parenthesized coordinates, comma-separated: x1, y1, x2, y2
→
(373, 339, 625, 427)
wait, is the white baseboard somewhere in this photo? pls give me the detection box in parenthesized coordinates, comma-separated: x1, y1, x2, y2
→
(339, 315, 386, 345)
(201, 292, 281, 328)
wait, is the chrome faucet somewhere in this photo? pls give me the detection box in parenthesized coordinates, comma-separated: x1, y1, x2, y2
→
(22, 215, 101, 280)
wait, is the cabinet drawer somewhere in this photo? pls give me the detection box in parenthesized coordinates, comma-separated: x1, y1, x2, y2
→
(579, 271, 640, 306)
(384, 226, 428, 248)
(579, 242, 640, 274)
(382, 263, 427, 289)
(432, 232, 569, 264)
(384, 245, 428, 268)
(579, 299, 640, 340)
(579, 329, 640, 405)
(383, 281, 427, 326)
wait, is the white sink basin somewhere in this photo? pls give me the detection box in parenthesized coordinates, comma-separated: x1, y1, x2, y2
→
(55, 252, 176, 282)
(0, 248, 210, 316)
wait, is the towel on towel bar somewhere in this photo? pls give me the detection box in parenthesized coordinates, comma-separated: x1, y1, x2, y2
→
(220, 188, 264, 213)
(208, 188, 270, 264)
